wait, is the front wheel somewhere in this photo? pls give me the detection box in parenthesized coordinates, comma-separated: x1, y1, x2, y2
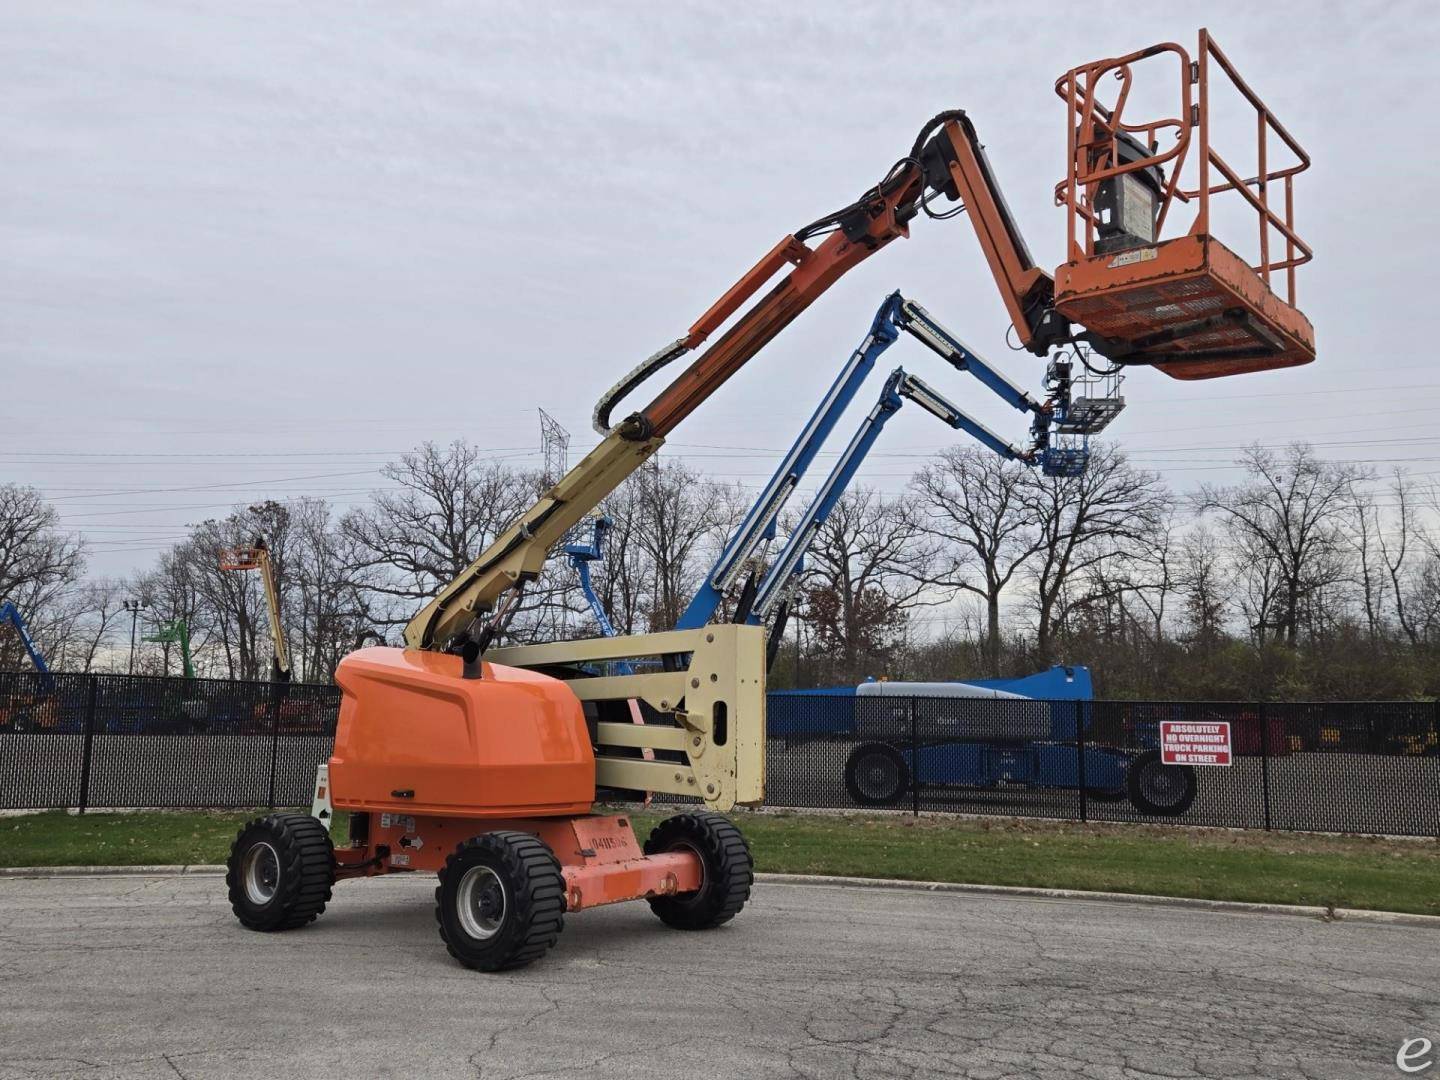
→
(643, 812, 752, 930)
(226, 814, 334, 931)
(435, 832, 565, 971)
(1126, 750, 1197, 816)
(844, 742, 910, 806)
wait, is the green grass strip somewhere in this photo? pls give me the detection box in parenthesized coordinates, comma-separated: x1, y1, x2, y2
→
(3, 807, 1436, 916)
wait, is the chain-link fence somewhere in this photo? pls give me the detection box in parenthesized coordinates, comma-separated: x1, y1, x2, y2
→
(3, 672, 1437, 836)
(0, 670, 338, 811)
(764, 692, 1440, 836)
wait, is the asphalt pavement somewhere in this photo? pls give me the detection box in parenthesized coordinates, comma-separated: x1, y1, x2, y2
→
(1, 872, 1435, 1079)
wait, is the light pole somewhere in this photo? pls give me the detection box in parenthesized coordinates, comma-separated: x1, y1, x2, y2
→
(124, 600, 147, 675)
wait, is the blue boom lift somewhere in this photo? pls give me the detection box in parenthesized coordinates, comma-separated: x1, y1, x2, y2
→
(566, 293, 1191, 815)
(562, 518, 633, 676)
(0, 601, 53, 682)
(0, 600, 58, 733)
(571, 290, 1122, 649)
(676, 290, 1119, 644)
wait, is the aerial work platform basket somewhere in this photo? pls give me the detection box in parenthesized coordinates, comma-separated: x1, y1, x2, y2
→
(218, 547, 266, 572)
(1053, 30, 1314, 379)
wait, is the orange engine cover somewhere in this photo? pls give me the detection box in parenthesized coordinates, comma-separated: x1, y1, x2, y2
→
(329, 647, 595, 819)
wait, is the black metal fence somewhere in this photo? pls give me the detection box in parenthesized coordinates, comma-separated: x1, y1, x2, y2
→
(0, 670, 340, 811)
(766, 693, 1440, 837)
(3, 672, 1437, 837)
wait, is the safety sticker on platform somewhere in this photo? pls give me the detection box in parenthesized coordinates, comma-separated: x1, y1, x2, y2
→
(1108, 247, 1158, 268)
(380, 813, 416, 832)
(1160, 721, 1232, 766)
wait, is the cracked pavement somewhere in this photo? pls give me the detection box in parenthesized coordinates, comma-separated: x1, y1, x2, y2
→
(0, 873, 1433, 1079)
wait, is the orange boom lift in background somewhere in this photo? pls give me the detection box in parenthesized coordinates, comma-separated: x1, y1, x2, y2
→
(225, 30, 1314, 971)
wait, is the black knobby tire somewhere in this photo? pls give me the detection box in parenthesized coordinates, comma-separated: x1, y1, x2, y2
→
(226, 813, 335, 931)
(435, 831, 565, 972)
(1126, 749, 1198, 817)
(844, 742, 910, 806)
(643, 812, 753, 931)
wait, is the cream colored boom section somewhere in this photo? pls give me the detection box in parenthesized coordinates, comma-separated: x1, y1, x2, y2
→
(487, 624, 767, 813)
(404, 430, 663, 651)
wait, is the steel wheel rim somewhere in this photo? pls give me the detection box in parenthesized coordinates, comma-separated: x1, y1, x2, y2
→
(1140, 762, 1183, 808)
(457, 865, 507, 940)
(667, 839, 706, 900)
(243, 841, 280, 905)
(857, 753, 899, 799)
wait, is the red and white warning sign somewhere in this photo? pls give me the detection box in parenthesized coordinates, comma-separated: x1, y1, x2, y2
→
(1160, 721, 1232, 766)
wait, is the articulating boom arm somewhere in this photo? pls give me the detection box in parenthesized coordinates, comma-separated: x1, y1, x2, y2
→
(682, 288, 1087, 634)
(406, 110, 1061, 656)
(736, 292, 1123, 661)
(749, 363, 1034, 635)
(563, 517, 621, 642)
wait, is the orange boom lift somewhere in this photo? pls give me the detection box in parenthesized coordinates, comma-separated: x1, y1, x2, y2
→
(225, 30, 1313, 970)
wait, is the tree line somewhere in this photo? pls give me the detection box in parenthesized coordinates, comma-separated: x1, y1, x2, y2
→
(3, 439, 1438, 699)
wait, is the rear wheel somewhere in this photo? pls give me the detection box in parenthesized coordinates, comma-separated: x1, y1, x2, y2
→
(1126, 750, 1197, 816)
(643, 812, 752, 930)
(844, 742, 909, 806)
(226, 814, 334, 931)
(435, 832, 565, 971)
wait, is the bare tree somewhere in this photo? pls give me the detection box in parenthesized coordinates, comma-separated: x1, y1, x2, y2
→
(1177, 525, 1230, 646)
(287, 498, 383, 679)
(590, 478, 654, 636)
(1130, 511, 1179, 643)
(1345, 481, 1383, 641)
(0, 486, 84, 610)
(341, 441, 536, 624)
(62, 579, 130, 673)
(1025, 444, 1171, 664)
(1377, 469, 1428, 646)
(910, 447, 1042, 675)
(629, 458, 734, 631)
(799, 487, 938, 682)
(1197, 444, 1367, 647)
(0, 485, 86, 669)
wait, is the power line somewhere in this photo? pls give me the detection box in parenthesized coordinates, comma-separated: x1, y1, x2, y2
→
(43, 469, 387, 503)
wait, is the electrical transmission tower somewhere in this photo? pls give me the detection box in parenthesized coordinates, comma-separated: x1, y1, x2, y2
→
(538, 408, 570, 490)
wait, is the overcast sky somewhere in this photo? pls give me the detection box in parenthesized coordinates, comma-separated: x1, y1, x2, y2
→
(4, 1, 1437, 587)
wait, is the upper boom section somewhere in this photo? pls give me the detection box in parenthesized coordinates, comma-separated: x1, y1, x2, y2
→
(406, 110, 1055, 654)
